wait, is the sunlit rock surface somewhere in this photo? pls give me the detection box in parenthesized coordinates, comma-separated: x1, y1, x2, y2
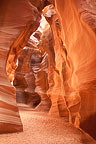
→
(0, 0, 96, 141)
(74, 0, 96, 138)
(55, 0, 96, 139)
(0, 0, 40, 133)
(44, 5, 69, 117)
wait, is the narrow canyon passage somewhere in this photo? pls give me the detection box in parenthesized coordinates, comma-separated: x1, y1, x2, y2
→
(0, 0, 96, 143)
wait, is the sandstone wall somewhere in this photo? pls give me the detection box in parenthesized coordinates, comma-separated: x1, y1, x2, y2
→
(0, 0, 96, 138)
(0, 0, 40, 133)
(55, 0, 96, 138)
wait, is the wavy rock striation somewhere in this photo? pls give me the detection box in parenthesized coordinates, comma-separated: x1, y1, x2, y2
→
(0, 0, 96, 140)
(0, 0, 40, 133)
(55, 0, 96, 139)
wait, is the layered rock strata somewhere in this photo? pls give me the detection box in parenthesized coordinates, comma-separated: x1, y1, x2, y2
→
(0, 0, 96, 139)
(14, 29, 51, 111)
(13, 47, 40, 107)
(55, 0, 96, 139)
(43, 6, 69, 117)
(0, 0, 40, 133)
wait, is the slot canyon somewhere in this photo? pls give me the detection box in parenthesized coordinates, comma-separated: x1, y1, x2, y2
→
(0, 0, 96, 143)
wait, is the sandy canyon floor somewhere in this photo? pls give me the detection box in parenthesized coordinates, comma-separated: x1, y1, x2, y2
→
(0, 106, 96, 144)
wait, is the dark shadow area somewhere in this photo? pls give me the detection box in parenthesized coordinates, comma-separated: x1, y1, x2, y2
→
(31, 53, 43, 64)
(25, 92, 41, 108)
(80, 113, 96, 140)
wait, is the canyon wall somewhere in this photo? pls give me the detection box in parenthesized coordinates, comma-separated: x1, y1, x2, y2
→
(43, 5, 70, 118)
(0, 0, 96, 139)
(55, 0, 96, 138)
(13, 1, 96, 138)
(0, 0, 41, 133)
(13, 38, 51, 110)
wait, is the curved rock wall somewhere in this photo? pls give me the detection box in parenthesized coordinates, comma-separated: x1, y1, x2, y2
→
(0, 0, 96, 138)
(44, 5, 69, 117)
(13, 48, 36, 106)
(0, 0, 40, 133)
(55, 0, 96, 138)
(13, 29, 51, 111)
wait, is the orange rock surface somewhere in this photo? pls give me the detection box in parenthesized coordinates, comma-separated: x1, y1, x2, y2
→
(0, 0, 40, 133)
(0, 0, 96, 141)
(43, 5, 69, 117)
(55, 0, 96, 139)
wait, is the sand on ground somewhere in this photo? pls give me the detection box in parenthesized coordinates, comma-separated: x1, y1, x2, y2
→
(0, 106, 95, 144)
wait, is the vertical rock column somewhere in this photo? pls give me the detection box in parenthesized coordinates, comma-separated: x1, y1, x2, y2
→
(34, 52, 51, 112)
(37, 17, 55, 112)
(44, 5, 69, 117)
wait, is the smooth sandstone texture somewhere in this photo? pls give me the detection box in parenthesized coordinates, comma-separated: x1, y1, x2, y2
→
(0, 0, 40, 133)
(42, 5, 80, 125)
(0, 0, 96, 141)
(74, 0, 96, 138)
(55, 0, 96, 139)
(44, 5, 69, 117)
(34, 52, 52, 112)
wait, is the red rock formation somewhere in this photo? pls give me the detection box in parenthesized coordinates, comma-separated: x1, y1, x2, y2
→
(13, 29, 51, 111)
(0, 0, 40, 133)
(43, 5, 69, 117)
(55, 0, 96, 139)
(13, 48, 36, 106)
(0, 0, 96, 140)
(75, 0, 96, 32)
(30, 0, 49, 11)
(34, 52, 51, 112)
(74, 0, 96, 138)
(26, 29, 52, 111)
(36, 15, 55, 112)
